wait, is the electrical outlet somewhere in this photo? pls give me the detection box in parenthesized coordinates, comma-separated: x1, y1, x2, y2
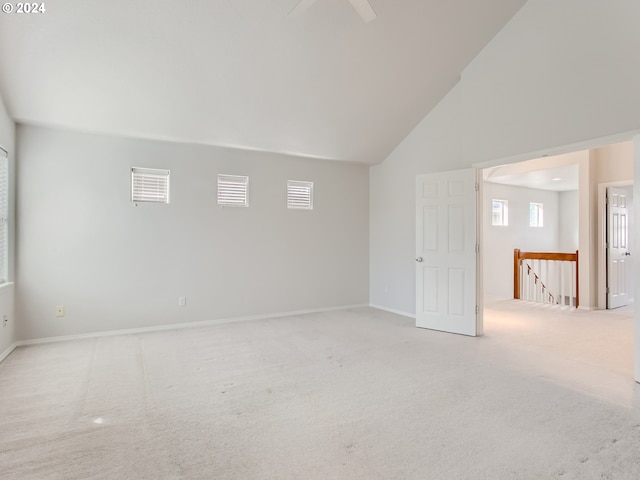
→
(178, 296, 187, 307)
(2, 315, 7, 327)
(56, 305, 65, 317)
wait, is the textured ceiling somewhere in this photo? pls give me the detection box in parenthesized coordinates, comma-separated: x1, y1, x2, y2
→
(0, 0, 526, 164)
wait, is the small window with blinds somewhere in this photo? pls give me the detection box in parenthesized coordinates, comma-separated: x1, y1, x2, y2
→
(217, 174, 249, 207)
(131, 167, 170, 204)
(287, 180, 313, 210)
(0, 150, 7, 284)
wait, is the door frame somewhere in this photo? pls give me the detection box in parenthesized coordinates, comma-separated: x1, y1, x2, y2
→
(597, 181, 633, 310)
(474, 130, 640, 383)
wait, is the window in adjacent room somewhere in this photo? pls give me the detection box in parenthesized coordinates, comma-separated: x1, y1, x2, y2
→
(131, 167, 170, 204)
(217, 174, 249, 207)
(492, 199, 508, 226)
(0, 149, 7, 283)
(287, 180, 313, 210)
(530, 202, 543, 227)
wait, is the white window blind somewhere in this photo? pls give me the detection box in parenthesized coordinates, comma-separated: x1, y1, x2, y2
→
(131, 167, 170, 204)
(0, 150, 8, 283)
(287, 180, 313, 210)
(217, 174, 249, 207)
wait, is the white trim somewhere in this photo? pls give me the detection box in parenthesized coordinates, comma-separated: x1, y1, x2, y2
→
(370, 304, 416, 319)
(634, 135, 640, 383)
(0, 342, 17, 364)
(475, 168, 484, 336)
(15, 304, 370, 346)
(0, 281, 14, 293)
(473, 130, 640, 170)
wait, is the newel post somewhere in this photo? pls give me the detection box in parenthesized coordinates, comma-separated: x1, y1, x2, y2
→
(514, 249, 521, 300)
(575, 250, 579, 308)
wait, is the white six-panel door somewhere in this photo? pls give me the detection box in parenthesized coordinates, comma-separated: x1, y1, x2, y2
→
(607, 187, 631, 309)
(415, 169, 482, 336)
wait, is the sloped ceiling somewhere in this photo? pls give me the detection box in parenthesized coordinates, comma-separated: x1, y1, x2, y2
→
(0, 0, 526, 164)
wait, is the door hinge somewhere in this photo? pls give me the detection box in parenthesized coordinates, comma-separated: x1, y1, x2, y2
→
(475, 243, 480, 253)
(606, 287, 610, 294)
(475, 183, 479, 192)
(475, 305, 480, 315)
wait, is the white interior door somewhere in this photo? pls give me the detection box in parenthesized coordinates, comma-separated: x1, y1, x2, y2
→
(607, 187, 631, 309)
(415, 168, 482, 336)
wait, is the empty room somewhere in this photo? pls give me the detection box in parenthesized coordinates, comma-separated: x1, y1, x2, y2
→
(2, 1, 640, 479)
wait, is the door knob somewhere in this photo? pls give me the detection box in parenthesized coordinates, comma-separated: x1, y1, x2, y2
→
(625, 252, 631, 256)
(416, 257, 423, 262)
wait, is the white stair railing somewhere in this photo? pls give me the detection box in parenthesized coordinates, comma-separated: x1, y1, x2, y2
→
(514, 249, 579, 308)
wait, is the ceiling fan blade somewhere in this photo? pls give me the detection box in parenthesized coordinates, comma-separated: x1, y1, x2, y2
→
(347, 0, 377, 22)
(288, 0, 318, 17)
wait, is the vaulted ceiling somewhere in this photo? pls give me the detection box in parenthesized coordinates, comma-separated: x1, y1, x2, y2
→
(0, 0, 526, 164)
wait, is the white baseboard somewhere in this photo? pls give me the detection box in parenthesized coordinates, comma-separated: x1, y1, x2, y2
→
(0, 342, 17, 364)
(370, 304, 416, 319)
(16, 303, 370, 347)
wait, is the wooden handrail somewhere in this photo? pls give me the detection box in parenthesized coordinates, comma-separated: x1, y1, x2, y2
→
(515, 251, 577, 262)
(514, 249, 579, 307)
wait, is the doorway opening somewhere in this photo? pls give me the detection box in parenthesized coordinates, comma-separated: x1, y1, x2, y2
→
(481, 141, 634, 312)
(413, 135, 640, 381)
(478, 140, 635, 390)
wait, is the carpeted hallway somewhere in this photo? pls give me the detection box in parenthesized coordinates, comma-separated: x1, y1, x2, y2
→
(1, 304, 640, 479)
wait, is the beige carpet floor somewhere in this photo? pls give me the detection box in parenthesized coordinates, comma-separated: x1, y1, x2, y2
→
(1, 304, 640, 479)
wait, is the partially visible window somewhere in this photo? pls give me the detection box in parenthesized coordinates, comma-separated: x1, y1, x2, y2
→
(530, 202, 543, 227)
(131, 167, 170, 204)
(217, 174, 249, 207)
(0, 149, 7, 283)
(287, 180, 313, 210)
(492, 199, 508, 226)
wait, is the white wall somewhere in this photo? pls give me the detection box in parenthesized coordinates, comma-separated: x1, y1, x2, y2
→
(559, 191, 579, 252)
(0, 93, 15, 359)
(460, 1, 640, 165)
(370, 0, 640, 316)
(483, 183, 560, 300)
(594, 143, 634, 183)
(369, 85, 466, 316)
(16, 125, 369, 340)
